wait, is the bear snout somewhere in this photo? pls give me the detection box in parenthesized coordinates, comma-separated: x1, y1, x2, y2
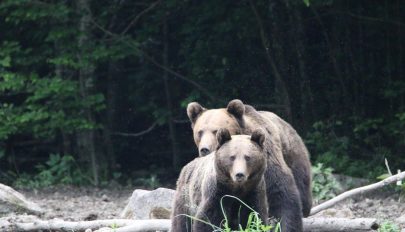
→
(199, 147, 210, 156)
(234, 172, 247, 183)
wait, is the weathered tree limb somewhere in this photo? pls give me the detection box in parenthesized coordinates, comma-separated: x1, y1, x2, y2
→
(0, 218, 167, 232)
(0, 218, 378, 232)
(95, 219, 171, 232)
(311, 171, 405, 215)
(0, 183, 43, 216)
(303, 217, 378, 232)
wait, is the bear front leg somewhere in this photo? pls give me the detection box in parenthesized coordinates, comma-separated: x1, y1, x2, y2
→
(265, 166, 303, 232)
(244, 179, 269, 225)
(170, 189, 192, 232)
(193, 199, 223, 232)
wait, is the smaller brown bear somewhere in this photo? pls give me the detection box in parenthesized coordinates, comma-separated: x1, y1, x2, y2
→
(171, 128, 268, 232)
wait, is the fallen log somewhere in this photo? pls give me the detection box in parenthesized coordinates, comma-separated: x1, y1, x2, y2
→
(303, 217, 379, 232)
(310, 171, 405, 215)
(0, 217, 379, 232)
(0, 218, 167, 232)
(0, 183, 43, 216)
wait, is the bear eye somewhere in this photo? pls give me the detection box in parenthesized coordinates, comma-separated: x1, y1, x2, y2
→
(244, 155, 251, 161)
(213, 130, 218, 134)
(198, 130, 203, 138)
(230, 155, 236, 161)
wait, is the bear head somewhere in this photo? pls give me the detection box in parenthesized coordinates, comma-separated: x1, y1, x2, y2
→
(214, 128, 266, 189)
(187, 99, 246, 156)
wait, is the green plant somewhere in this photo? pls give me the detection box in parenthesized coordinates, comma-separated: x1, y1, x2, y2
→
(378, 221, 400, 232)
(377, 168, 405, 199)
(312, 163, 341, 203)
(184, 195, 280, 232)
(13, 154, 92, 188)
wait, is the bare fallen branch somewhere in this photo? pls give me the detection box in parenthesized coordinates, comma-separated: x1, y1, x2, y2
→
(0, 218, 166, 232)
(0, 217, 379, 232)
(97, 219, 170, 232)
(303, 217, 378, 232)
(0, 183, 43, 216)
(311, 171, 405, 215)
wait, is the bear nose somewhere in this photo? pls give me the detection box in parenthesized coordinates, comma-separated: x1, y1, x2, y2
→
(235, 173, 245, 179)
(200, 147, 210, 156)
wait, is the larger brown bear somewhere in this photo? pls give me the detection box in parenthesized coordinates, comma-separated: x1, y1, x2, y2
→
(171, 128, 268, 232)
(187, 99, 312, 231)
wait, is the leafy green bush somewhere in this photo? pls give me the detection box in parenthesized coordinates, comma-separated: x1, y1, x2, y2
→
(311, 163, 341, 203)
(13, 154, 92, 188)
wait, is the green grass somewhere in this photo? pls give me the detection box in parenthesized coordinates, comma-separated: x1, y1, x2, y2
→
(182, 195, 281, 232)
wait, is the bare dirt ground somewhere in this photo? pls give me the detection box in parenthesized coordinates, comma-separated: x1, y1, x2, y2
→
(20, 185, 134, 221)
(16, 185, 405, 228)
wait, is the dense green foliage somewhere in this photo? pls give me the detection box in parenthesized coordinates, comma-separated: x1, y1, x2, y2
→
(0, 0, 404, 185)
(311, 163, 341, 203)
(12, 154, 91, 188)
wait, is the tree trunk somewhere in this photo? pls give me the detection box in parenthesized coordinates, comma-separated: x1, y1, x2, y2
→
(249, 0, 292, 122)
(76, 0, 98, 185)
(288, 4, 315, 130)
(311, 7, 347, 117)
(162, 14, 180, 170)
(398, 0, 404, 109)
(100, 3, 124, 177)
(385, 0, 393, 113)
(103, 62, 117, 175)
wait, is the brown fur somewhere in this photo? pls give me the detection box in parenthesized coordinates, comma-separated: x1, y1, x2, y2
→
(171, 129, 268, 232)
(186, 99, 312, 232)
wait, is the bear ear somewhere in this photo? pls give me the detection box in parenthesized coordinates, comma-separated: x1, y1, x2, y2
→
(251, 129, 265, 148)
(216, 128, 231, 149)
(187, 102, 206, 124)
(227, 99, 245, 119)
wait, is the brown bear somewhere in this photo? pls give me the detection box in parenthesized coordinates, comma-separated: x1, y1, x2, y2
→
(171, 128, 268, 232)
(187, 99, 311, 231)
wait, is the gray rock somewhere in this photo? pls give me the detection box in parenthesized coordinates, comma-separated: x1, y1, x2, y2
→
(120, 188, 175, 219)
(0, 183, 43, 216)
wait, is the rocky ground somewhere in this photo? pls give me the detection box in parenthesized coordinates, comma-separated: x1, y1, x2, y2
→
(19, 185, 135, 221)
(16, 185, 405, 227)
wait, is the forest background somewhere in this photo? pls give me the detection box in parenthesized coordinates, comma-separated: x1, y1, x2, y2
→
(0, 0, 404, 187)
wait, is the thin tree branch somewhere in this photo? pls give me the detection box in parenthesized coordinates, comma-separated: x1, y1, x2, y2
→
(90, 18, 217, 102)
(120, 0, 162, 35)
(140, 52, 216, 101)
(173, 119, 189, 124)
(332, 10, 405, 27)
(113, 121, 158, 137)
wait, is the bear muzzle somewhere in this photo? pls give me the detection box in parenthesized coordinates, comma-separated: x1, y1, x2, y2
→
(233, 172, 247, 183)
(199, 147, 210, 156)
